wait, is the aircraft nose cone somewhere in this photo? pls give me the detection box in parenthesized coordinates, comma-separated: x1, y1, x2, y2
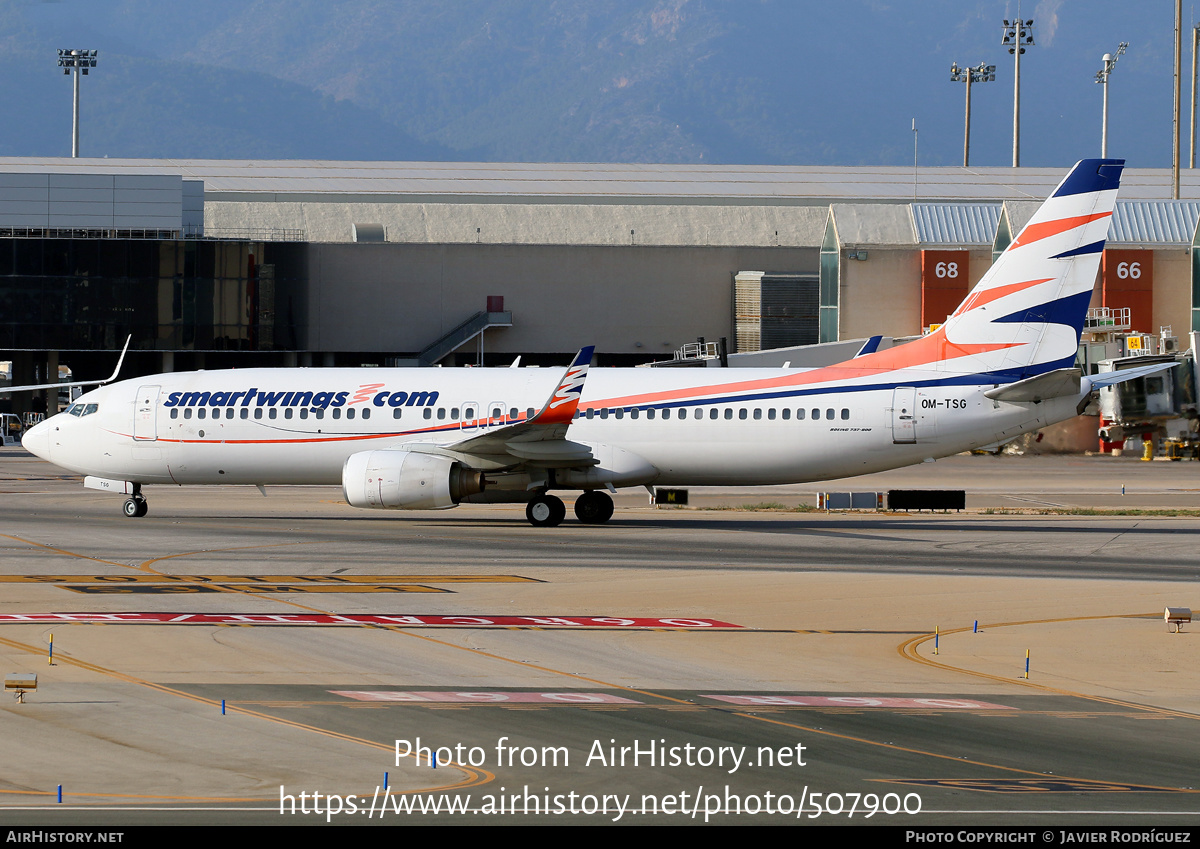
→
(21, 420, 50, 461)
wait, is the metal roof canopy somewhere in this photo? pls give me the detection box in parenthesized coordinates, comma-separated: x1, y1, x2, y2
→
(3, 157, 1200, 205)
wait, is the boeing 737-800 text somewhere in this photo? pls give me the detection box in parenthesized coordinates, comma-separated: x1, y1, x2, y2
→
(20, 159, 1169, 526)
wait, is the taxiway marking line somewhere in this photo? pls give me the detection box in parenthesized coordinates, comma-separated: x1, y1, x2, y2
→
(0, 534, 130, 570)
(0, 633, 494, 798)
(734, 712, 1199, 794)
(897, 613, 1200, 722)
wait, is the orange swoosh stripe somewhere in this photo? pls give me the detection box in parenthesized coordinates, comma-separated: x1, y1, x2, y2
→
(1010, 212, 1111, 250)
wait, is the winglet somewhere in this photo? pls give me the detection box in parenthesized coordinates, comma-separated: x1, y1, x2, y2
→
(529, 346, 594, 425)
(2, 335, 131, 394)
(101, 335, 132, 385)
(854, 335, 883, 358)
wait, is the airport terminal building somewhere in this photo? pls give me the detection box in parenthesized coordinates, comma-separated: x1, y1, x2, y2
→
(3, 157, 1200, 413)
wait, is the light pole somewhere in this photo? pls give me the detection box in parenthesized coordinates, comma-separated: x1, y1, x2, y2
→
(950, 62, 995, 166)
(1192, 24, 1199, 167)
(56, 49, 98, 158)
(1095, 43, 1127, 159)
(1001, 19, 1034, 167)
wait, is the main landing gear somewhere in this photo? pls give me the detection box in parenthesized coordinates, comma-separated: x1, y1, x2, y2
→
(524, 490, 614, 527)
(573, 490, 614, 524)
(122, 485, 148, 518)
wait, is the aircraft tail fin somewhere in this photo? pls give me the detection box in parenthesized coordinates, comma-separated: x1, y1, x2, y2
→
(936, 159, 1123, 380)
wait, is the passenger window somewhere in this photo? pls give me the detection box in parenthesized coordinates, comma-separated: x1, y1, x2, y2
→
(826, 409, 835, 420)
(285, 409, 293, 419)
(437, 408, 446, 420)
(170, 409, 178, 419)
(753, 409, 762, 420)
(647, 408, 656, 420)
(254, 408, 262, 420)
(724, 409, 732, 420)
(362, 409, 370, 420)
(269, 409, 277, 419)
(393, 409, 402, 419)
(198, 409, 206, 420)
(451, 408, 460, 420)
(768, 409, 776, 420)
(527, 408, 535, 419)
(314, 409, 323, 419)
(600, 409, 609, 420)
(332, 409, 341, 419)
(797, 408, 805, 420)
(465, 407, 475, 419)
(615, 409, 624, 419)
(841, 408, 850, 420)
(347, 408, 356, 420)
(299, 409, 308, 419)
(694, 408, 702, 420)
(491, 407, 501, 419)
(739, 409, 748, 420)
(423, 409, 432, 420)
(782, 409, 790, 420)
(710, 409, 718, 420)
(510, 407, 519, 419)
(184, 409, 192, 419)
(811, 408, 819, 420)
(240, 409, 249, 419)
(586, 409, 595, 419)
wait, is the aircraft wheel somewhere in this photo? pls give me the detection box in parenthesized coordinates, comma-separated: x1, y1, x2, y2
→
(574, 490, 614, 524)
(526, 494, 565, 527)
(122, 497, 147, 518)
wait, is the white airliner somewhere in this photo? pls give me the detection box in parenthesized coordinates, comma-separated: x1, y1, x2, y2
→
(19, 158, 1172, 526)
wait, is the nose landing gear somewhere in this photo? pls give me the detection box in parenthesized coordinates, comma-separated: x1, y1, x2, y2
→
(122, 485, 148, 518)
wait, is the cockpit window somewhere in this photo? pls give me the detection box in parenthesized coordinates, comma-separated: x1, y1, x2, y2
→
(66, 403, 99, 417)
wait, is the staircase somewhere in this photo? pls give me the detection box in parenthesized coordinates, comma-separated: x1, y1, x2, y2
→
(418, 310, 513, 366)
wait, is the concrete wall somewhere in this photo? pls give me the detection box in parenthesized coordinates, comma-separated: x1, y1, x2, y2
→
(838, 248, 922, 340)
(207, 201, 829, 248)
(1152, 249, 1191, 338)
(304, 242, 817, 355)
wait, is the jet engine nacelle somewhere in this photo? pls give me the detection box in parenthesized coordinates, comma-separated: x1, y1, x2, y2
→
(342, 450, 484, 510)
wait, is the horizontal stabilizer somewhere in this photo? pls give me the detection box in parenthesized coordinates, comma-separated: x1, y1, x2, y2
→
(1085, 360, 1179, 390)
(984, 368, 1082, 403)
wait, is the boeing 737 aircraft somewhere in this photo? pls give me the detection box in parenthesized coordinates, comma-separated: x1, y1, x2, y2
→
(19, 158, 1172, 526)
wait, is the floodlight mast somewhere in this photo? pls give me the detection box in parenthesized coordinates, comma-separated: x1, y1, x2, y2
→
(950, 62, 996, 166)
(56, 49, 98, 158)
(1094, 43, 1127, 159)
(1001, 19, 1034, 167)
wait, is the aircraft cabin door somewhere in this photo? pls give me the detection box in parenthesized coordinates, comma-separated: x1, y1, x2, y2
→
(891, 387, 916, 444)
(134, 385, 160, 441)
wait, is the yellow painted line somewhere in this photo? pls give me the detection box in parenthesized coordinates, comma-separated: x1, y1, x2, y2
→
(0, 534, 130, 569)
(0, 574, 539, 584)
(0, 634, 494, 798)
(56, 584, 450, 594)
(896, 612, 1200, 722)
(731, 712, 1199, 794)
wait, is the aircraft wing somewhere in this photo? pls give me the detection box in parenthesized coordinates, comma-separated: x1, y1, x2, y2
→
(438, 346, 598, 465)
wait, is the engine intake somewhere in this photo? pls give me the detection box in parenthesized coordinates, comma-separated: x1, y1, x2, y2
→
(342, 450, 484, 510)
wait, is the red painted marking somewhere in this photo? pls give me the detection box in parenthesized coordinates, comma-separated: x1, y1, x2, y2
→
(331, 690, 641, 704)
(0, 613, 740, 628)
(952, 278, 1052, 317)
(706, 695, 1015, 709)
(1009, 211, 1111, 250)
